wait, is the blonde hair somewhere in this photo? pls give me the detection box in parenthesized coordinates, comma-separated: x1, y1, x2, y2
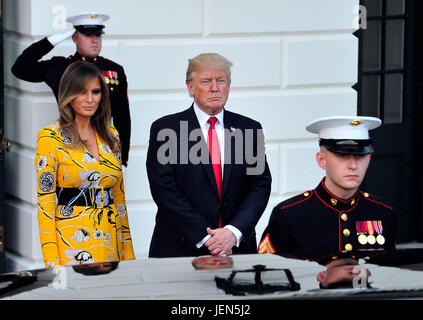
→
(58, 61, 119, 153)
(186, 53, 233, 83)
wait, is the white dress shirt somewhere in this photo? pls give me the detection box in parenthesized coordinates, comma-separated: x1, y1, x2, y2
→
(193, 103, 243, 249)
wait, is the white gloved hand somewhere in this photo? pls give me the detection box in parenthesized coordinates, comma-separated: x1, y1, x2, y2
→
(47, 29, 76, 46)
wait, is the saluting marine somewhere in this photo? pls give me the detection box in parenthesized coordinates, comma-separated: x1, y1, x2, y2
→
(11, 12, 131, 166)
(259, 116, 396, 264)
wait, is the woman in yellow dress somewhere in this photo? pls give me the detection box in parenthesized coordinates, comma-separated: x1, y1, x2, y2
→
(35, 61, 135, 268)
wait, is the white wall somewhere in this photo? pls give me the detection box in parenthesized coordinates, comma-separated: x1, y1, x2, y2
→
(3, 0, 359, 270)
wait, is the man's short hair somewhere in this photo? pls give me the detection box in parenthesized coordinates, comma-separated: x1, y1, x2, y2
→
(186, 53, 233, 83)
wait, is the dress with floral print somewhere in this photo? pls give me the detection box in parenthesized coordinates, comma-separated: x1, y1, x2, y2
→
(35, 121, 135, 268)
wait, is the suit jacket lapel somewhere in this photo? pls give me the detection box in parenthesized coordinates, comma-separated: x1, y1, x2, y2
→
(186, 105, 220, 199)
(222, 109, 235, 198)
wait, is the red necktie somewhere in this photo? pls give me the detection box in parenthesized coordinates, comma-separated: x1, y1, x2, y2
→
(207, 117, 223, 227)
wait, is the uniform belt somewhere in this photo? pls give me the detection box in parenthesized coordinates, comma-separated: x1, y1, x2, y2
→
(56, 187, 113, 208)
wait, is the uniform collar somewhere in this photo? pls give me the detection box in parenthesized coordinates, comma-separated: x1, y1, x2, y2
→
(315, 178, 360, 212)
(72, 52, 99, 63)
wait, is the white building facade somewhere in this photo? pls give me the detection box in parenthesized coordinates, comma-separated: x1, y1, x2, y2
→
(3, 0, 359, 270)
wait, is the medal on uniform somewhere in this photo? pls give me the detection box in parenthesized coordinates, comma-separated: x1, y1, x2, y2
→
(102, 71, 119, 86)
(367, 234, 376, 245)
(357, 220, 385, 246)
(358, 233, 368, 245)
(375, 220, 385, 245)
(356, 221, 368, 245)
(366, 221, 376, 245)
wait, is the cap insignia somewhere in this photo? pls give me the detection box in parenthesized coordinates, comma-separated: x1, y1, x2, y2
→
(350, 119, 362, 127)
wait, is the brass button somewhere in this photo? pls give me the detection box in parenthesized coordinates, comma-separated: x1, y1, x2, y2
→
(343, 229, 351, 237)
(341, 213, 348, 221)
(303, 192, 310, 197)
(330, 198, 337, 206)
(345, 243, 353, 251)
(363, 192, 369, 198)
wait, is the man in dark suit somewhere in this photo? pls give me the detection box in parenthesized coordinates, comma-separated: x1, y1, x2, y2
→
(11, 12, 131, 166)
(147, 53, 272, 258)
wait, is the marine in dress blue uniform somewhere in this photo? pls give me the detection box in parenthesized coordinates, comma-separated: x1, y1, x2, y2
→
(11, 13, 131, 166)
(259, 116, 396, 265)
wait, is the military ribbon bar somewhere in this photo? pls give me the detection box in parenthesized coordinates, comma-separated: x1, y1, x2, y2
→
(102, 71, 118, 79)
(375, 220, 383, 235)
(357, 221, 382, 235)
(367, 221, 375, 235)
(356, 221, 367, 233)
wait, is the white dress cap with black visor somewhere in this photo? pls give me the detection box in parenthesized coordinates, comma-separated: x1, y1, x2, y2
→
(306, 116, 382, 155)
(66, 12, 109, 36)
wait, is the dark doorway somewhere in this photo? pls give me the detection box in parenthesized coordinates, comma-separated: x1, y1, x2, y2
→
(356, 0, 423, 243)
(0, 0, 6, 272)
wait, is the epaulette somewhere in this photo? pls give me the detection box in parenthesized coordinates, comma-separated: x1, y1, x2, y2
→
(360, 191, 393, 210)
(278, 190, 313, 211)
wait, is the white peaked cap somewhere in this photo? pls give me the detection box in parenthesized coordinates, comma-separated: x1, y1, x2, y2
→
(306, 116, 382, 140)
(66, 12, 110, 27)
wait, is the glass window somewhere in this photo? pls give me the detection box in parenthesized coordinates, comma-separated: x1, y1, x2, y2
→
(358, 0, 405, 124)
(386, 0, 405, 15)
(384, 74, 403, 123)
(361, 75, 380, 117)
(385, 20, 404, 69)
(362, 0, 382, 16)
(363, 21, 382, 71)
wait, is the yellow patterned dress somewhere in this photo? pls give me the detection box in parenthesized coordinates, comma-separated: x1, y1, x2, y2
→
(35, 121, 135, 268)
